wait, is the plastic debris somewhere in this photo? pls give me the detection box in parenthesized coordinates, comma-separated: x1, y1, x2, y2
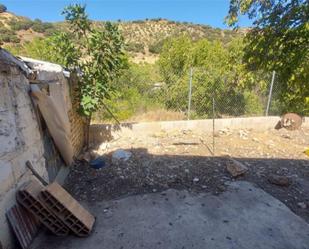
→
(112, 149, 132, 162)
(89, 156, 106, 169)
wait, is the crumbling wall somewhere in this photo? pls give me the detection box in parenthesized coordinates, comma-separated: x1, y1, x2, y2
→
(0, 52, 86, 248)
(0, 64, 48, 249)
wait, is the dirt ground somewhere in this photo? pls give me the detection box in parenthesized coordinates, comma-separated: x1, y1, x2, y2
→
(65, 126, 309, 222)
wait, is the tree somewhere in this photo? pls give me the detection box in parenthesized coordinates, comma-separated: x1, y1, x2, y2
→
(226, 0, 309, 115)
(158, 36, 268, 117)
(0, 3, 7, 13)
(52, 4, 126, 145)
(5, 38, 60, 62)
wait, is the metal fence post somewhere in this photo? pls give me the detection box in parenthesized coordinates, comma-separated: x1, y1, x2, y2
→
(212, 96, 215, 155)
(266, 71, 276, 116)
(187, 67, 193, 120)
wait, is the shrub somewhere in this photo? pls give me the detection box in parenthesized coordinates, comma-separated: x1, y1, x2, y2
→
(0, 34, 20, 43)
(9, 19, 33, 31)
(126, 42, 144, 53)
(0, 4, 7, 13)
(149, 39, 165, 54)
(132, 20, 144, 24)
(31, 19, 54, 33)
(0, 28, 20, 43)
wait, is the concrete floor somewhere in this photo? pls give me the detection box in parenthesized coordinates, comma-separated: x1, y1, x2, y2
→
(31, 181, 309, 249)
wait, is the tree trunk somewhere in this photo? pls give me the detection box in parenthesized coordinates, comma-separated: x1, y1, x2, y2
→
(85, 114, 91, 150)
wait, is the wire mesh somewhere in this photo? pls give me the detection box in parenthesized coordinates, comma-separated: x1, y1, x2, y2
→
(155, 67, 282, 119)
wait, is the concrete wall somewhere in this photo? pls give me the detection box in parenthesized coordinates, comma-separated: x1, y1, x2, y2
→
(0, 65, 48, 249)
(90, 116, 309, 144)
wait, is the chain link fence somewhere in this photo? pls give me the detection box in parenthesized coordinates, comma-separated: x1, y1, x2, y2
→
(93, 65, 284, 123)
(154, 67, 282, 120)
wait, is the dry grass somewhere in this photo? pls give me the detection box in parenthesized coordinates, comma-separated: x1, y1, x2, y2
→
(128, 109, 185, 122)
(129, 52, 159, 64)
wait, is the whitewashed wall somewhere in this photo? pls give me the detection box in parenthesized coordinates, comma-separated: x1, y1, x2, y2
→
(0, 65, 48, 249)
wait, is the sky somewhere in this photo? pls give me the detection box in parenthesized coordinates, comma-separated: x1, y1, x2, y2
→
(0, 0, 252, 29)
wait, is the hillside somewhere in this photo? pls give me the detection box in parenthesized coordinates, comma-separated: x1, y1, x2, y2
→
(0, 11, 244, 63)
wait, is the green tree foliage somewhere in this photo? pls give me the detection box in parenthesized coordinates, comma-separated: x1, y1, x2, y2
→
(20, 4, 126, 144)
(51, 4, 126, 120)
(159, 36, 268, 117)
(226, 0, 309, 115)
(159, 36, 193, 84)
(94, 62, 163, 121)
(5, 38, 60, 61)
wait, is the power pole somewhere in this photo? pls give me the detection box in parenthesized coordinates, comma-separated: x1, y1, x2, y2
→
(266, 71, 276, 116)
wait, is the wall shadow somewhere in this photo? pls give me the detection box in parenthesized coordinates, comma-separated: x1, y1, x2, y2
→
(65, 147, 309, 222)
(90, 122, 135, 143)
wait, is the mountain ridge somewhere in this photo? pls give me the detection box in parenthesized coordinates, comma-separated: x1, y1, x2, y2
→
(0, 11, 246, 63)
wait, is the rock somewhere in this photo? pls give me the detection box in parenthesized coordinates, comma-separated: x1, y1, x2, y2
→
(112, 149, 132, 162)
(268, 174, 292, 187)
(281, 134, 291, 139)
(226, 158, 248, 177)
(219, 128, 232, 136)
(238, 130, 249, 139)
(79, 151, 91, 162)
(90, 149, 100, 160)
(193, 177, 199, 183)
(297, 202, 307, 209)
(98, 142, 109, 151)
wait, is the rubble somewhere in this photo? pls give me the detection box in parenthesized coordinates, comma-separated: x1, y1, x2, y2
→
(226, 158, 248, 177)
(238, 129, 249, 139)
(65, 126, 309, 223)
(297, 202, 307, 209)
(268, 174, 292, 187)
(193, 177, 199, 183)
(218, 128, 232, 136)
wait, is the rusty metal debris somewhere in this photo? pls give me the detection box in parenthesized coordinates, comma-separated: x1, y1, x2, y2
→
(6, 204, 40, 249)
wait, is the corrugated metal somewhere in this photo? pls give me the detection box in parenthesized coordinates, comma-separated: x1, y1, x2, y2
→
(6, 204, 40, 249)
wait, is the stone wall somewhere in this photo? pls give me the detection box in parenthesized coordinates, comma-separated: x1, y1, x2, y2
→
(0, 52, 85, 249)
(0, 63, 48, 249)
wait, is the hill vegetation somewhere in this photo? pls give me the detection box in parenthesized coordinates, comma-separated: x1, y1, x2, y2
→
(1, 2, 307, 122)
(0, 11, 243, 60)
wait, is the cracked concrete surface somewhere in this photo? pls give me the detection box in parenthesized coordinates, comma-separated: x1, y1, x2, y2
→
(31, 181, 309, 249)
